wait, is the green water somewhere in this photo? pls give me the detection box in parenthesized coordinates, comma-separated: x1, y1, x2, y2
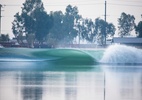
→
(0, 48, 100, 65)
(0, 47, 142, 100)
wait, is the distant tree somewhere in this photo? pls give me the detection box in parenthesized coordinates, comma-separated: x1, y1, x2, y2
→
(75, 18, 115, 45)
(135, 21, 142, 37)
(12, 0, 53, 47)
(94, 18, 107, 45)
(12, 12, 24, 44)
(75, 18, 88, 43)
(62, 5, 79, 44)
(21, 0, 53, 44)
(33, 7, 53, 43)
(79, 18, 94, 42)
(0, 34, 10, 42)
(49, 5, 79, 45)
(48, 11, 64, 45)
(118, 12, 135, 37)
(92, 18, 115, 45)
(106, 23, 116, 37)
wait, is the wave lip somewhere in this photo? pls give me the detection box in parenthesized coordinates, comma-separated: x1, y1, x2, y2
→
(100, 44, 142, 65)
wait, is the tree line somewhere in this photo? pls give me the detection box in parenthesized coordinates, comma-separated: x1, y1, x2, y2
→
(9, 0, 142, 47)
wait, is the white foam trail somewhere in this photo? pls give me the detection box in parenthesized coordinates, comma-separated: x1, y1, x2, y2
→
(100, 44, 142, 64)
(0, 58, 44, 62)
(0, 57, 61, 62)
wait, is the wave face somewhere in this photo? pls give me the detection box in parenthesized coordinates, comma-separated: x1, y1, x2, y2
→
(100, 44, 142, 64)
(0, 48, 96, 65)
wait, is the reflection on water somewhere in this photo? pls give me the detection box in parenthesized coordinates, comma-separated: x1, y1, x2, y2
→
(0, 65, 142, 100)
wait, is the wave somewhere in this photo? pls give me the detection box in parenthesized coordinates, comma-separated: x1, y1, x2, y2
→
(100, 44, 142, 65)
(0, 48, 96, 65)
(1, 45, 141, 66)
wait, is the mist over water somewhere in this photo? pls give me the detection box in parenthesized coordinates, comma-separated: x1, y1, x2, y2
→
(100, 44, 142, 65)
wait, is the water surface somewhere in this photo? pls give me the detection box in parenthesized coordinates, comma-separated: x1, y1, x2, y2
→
(0, 45, 142, 100)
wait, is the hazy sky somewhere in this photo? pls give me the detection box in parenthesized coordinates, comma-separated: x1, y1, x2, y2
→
(0, 0, 142, 38)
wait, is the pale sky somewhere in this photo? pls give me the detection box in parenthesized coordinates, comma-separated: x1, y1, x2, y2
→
(0, 0, 142, 38)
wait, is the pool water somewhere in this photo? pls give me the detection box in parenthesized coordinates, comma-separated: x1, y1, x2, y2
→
(0, 45, 142, 100)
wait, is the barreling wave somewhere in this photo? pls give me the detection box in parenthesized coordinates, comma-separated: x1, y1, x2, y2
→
(0, 48, 96, 65)
(100, 44, 142, 65)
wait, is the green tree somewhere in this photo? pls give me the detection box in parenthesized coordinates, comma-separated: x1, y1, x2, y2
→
(12, 0, 53, 47)
(75, 17, 87, 43)
(12, 12, 24, 44)
(21, 0, 53, 43)
(79, 18, 94, 42)
(33, 7, 53, 43)
(62, 5, 79, 44)
(80, 18, 115, 45)
(118, 12, 135, 37)
(75, 18, 115, 45)
(93, 18, 107, 45)
(48, 11, 64, 46)
(135, 21, 142, 37)
(106, 23, 116, 37)
(49, 5, 79, 45)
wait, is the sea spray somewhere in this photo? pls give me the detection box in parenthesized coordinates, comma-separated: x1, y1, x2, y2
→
(100, 44, 142, 64)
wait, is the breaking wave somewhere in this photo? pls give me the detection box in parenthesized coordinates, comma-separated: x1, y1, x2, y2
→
(100, 44, 142, 65)
(0, 48, 96, 65)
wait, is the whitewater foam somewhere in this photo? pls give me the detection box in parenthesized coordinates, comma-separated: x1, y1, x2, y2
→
(100, 44, 142, 64)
